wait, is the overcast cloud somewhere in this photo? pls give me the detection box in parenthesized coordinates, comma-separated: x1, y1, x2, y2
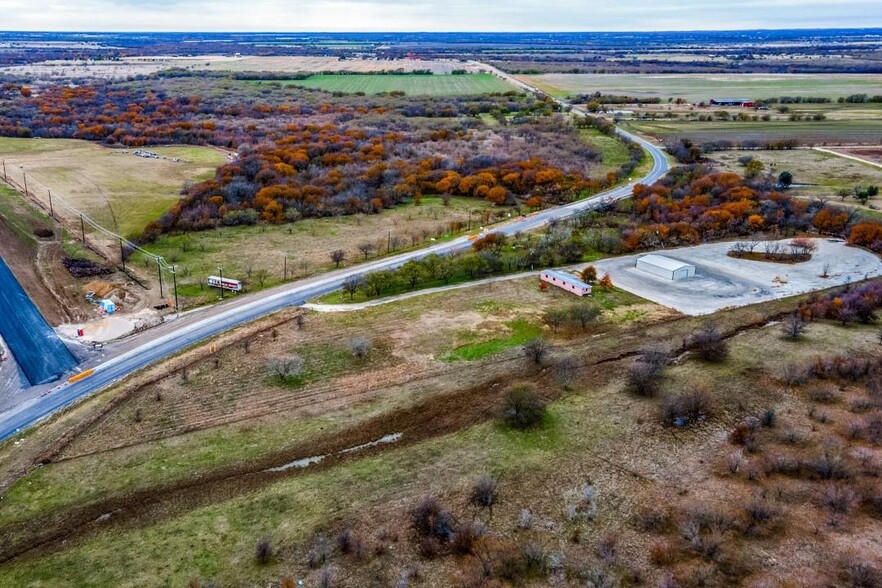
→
(0, 0, 879, 32)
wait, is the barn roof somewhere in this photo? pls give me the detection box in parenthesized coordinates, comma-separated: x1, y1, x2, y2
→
(637, 254, 695, 272)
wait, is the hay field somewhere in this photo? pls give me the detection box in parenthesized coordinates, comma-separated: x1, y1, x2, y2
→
(519, 72, 882, 101)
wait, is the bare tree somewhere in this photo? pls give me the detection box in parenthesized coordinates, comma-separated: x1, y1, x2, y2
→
(349, 337, 372, 359)
(267, 355, 304, 383)
(342, 274, 365, 300)
(357, 242, 375, 260)
(523, 338, 549, 365)
(781, 313, 808, 340)
(330, 249, 346, 268)
(821, 261, 831, 278)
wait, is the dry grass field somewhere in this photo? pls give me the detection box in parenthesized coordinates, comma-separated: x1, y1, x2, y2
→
(0, 56, 480, 80)
(129, 196, 505, 302)
(518, 73, 882, 101)
(0, 138, 228, 238)
(710, 149, 882, 209)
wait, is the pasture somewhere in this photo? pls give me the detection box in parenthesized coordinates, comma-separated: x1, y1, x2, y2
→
(625, 118, 882, 146)
(0, 139, 228, 237)
(128, 196, 505, 303)
(711, 148, 882, 205)
(518, 72, 882, 101)
(265, 73, 517, 96)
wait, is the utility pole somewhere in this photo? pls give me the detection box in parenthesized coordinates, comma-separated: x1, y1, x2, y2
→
(387, 230, 392, 253)
(172, 265, 179, 315)
(22, 172, 28, 197)
(283, 253, 287, 281)
(1, 160, 5, 181)
(47, 189, 54, 218)
(119, 237, 126, 272)
(156, 257, 164, 298)
(217, 266, 224, 300)
(80, 214, 86, 243)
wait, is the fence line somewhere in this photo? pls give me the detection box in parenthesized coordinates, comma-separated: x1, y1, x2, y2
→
(0, 160, 178, 293)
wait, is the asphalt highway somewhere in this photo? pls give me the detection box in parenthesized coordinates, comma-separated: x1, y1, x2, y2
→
(0, 75, 669, 441)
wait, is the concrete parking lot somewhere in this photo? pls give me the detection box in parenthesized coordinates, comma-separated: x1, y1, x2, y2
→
(591, 238, 882, 315)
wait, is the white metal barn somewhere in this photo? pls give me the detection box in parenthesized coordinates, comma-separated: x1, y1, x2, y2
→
(635, 254, 696, 280)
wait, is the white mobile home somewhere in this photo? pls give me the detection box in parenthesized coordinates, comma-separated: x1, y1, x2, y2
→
(635, 254, 696, 280)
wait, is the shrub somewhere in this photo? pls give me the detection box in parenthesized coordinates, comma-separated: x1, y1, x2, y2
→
(634, 505, 671, 533)
(781, 362, 809, 386)
(807, 448, 852, 480)
(660, 388, 714, 426)
(337, 528, 364, 558)
(595, 532, 618, 563)
(649, 539, 676, 565)
(306, 536, 332, 569)
(744, 498, 779, 528)
(502, 384, 547, 430)
(809, 385, 840, 404)
(348, 337, 372, 359)
(469, 475, 498, 512)
(760, 408, 777, 428)
(627, 359, 664, 397)
(523, 338, 548, 365)
(409, 496, 455, 542)
(451, 521, 486, 556)
(255, 538, 272, 565)
(840, 558, 881, 588)
(318, 564, 337, 588)
(521, 542, 549, 576)
(689, 323, 728, 362)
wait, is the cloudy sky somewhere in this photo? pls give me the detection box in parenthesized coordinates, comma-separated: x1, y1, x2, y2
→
(0, 0, 879, 32)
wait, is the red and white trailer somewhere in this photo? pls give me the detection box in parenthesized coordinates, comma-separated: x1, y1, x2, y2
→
(207, 276, 243, 292)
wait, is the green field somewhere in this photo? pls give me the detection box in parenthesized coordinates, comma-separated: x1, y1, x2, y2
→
(264, 73, 517, 96)
(625, 118, 882, 145)
(518, 73, 882, 101)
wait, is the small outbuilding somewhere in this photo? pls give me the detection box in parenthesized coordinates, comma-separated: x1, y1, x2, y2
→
(540, 270, 592, 296)
(635, 254, 696, 281)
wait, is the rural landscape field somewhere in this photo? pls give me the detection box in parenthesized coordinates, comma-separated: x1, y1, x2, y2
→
(0, 13, 881, 588)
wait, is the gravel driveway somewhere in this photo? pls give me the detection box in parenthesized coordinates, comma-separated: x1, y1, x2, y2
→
(591, 238, 882, 315)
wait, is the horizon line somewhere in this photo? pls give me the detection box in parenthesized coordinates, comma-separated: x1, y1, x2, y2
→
(1, 26, 882, 35)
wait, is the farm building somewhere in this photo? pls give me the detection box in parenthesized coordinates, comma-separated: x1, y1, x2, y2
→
(540, 270, 592, 296)
(709, 98, 755, 108)
(635, 254, 696, 280)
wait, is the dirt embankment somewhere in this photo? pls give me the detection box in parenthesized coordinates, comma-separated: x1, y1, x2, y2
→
(0, 218, 81, 326)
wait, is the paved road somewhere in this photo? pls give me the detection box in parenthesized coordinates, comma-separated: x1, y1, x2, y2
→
(0, 74, 670, 441)
(0, 255, 77, 385)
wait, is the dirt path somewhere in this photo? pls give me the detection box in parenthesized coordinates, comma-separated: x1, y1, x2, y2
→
(813, 146, 882, 170)
(304, 271, 541, 312)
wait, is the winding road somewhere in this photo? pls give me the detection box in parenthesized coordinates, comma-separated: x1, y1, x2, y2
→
(0, 71, 670, 441)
